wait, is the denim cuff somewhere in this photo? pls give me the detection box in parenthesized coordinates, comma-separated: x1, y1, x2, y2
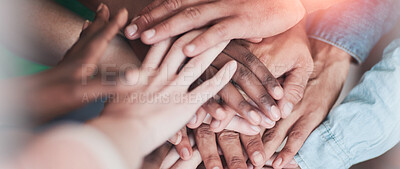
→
(306, 0, 400, 64)
(294, 122, 352, 169)
(295, 39, 400, 169)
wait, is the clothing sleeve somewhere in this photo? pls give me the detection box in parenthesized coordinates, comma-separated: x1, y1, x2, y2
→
(306, 0, 400, 63)
(294, 38, 400, 169)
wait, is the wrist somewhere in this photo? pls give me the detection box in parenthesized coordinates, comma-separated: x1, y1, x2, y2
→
(300, 0, 346, 13)
(310, 39, 352, 65)
(87, 117, 146, 168)
(309, 39, 351, 81)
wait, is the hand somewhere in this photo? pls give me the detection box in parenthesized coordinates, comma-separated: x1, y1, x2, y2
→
(161, 125, 298, 169)
(197, 41, 284, 128)
(88, 29, 237, 168)
(168, 19, 314, 161)
(243, 19, 314, 118)
(124, 0, 306, 57)
(20, 5, 130, 121)
(169, 41, 285, 160)
(259, 39, 352, 169)
(168, 40, 285, 160)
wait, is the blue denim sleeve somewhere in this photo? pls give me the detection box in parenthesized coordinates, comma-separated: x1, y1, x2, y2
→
(306, 0, 400, 63)
(294, 38, 400, 169)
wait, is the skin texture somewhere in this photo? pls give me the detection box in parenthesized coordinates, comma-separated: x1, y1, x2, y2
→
(21, 0, 334, 167)
(162, 126, 299, 169)
(6, 4, 138, 123)
(79, 0, 283, 131)
(13, 6, 139, 169)
(125, 0, 306, 57)
(173, 41, 286, 161)
(261, 39, 352, 169)
(160, 38, 352, 169)
(89, 28, 238, 168)
(172, 19, 314, 162)
(244, 19, 313, 119)
(13, 5, 239, 169)
(22, 1, 282, 164)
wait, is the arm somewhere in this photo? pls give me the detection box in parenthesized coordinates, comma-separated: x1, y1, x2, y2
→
(307, 0, 400, 64)
(4, 0, 141, 122)
(295, 38, 400, 169)
(300, 0, 346, 13)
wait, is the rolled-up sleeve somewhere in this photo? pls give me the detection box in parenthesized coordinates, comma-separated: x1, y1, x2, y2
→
(294, 39, 400, 169)
(306, 0, 400, 63)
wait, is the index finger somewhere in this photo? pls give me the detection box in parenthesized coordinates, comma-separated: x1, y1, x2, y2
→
(223, 41, 283, 100)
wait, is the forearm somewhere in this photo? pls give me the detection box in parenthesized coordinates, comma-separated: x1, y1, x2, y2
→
(11, 0, 141, 122)
(301, 0, 346, 13)
(15, 124, 131, 169)
(295, 39, 400, 169)
(27, 0, 140, 67)
(77, 0, 152, 19)
(307, 0, 400, 63)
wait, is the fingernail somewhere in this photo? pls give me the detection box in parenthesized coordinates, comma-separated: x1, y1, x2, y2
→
(249, 110, 261, 124)
(180, 148, 190, 159)
(274, 158, 282, 167)
(143, 29, 155, 39)
(252, 151, 264, 165)
(82, 20, 90, 30)
(188, 114, 197, 125)
(263, 115, 275, 126)
(274, 87, 284, 99)
(125, 24, 138, 37)
(271, 105, 280, 120)
(185, 44, 196, 53)
(210, 120, 221, 129)
(229, 61, 237, 72)
(250, 125, 260, 133)
(171, 131, 182, 145)
(96, 3, 104, 12)
(283, 103, 293, 118)
(176, 132, 182, 144)
(216, 108, 226, 119)
(247, 164, 254, 169)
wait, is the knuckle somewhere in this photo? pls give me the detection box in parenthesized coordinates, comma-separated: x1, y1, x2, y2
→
(258, 93, 273, 105)
(287, 84, 305, 103)
(237, 66, 252, 80)
(244, 52, 257, 65)
(213, 24, 228, 39)
(142, 6, 152, 13)
(281, 147, 295, 155)
(245, 137, 263, 151)
(141, 13, 155, 25)
(196, 125, 214, 138)
(262, 129, 278, 144)
(229, 156, 246, 168)
(162, 0, 181, 12)
(158, 21, 171, 32)
(218, 131, 239, 142)
(288, 130, 306, 140)
(204, 155, 220, 164)
(183, 7, 201, 20)
(261, 74, 276, 86)
(238, 100, 251, 111)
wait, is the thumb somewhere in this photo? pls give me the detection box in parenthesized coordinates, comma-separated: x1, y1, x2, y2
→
(279, 67, 310, 118)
